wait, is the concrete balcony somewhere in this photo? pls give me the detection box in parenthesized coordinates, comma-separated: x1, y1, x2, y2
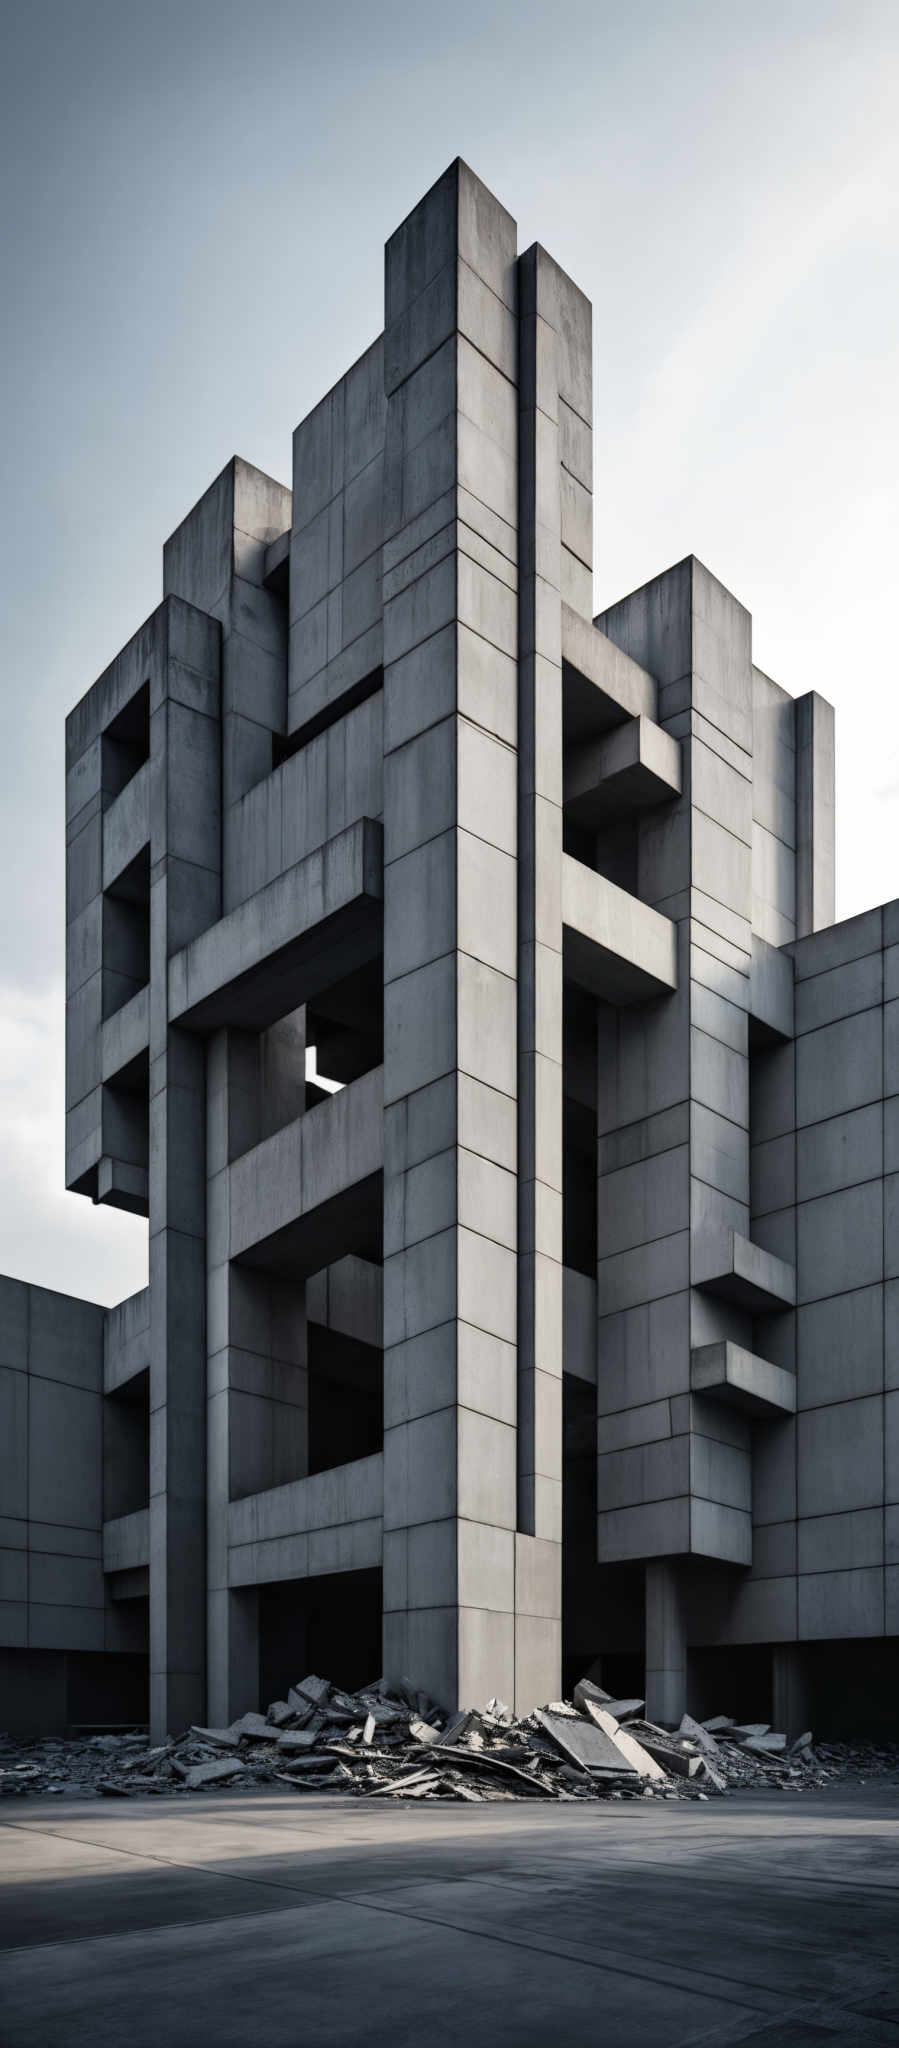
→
(101, 983, 149, 1085)
(104, 1288, 150, 1394)
(562, 603, 656, 739)
(564, 715, 681, 830)
(693, 1229, 796, 1311)
(102, 760, 149, 893)
(229, 1065, 383, 1276)
(749, 933, 794, 1043)
(102, 1507, 149, 1589)
(227, 1451, 383, 1586)
(562, 854, 678, 1005)
(691, 1340, 797, 1418)
(169, 817, 383, 1033)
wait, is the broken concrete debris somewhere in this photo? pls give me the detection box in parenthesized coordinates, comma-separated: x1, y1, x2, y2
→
(1, 1681, 897, 1804)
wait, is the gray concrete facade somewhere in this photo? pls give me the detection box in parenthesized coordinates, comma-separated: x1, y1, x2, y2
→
(2, 159, 897, 1739)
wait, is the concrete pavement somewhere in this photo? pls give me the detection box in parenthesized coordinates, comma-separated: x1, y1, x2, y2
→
(1, 1784, 898, 2045)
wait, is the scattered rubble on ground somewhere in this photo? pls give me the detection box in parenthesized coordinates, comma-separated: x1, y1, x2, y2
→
(2, 1676, 898, 1803)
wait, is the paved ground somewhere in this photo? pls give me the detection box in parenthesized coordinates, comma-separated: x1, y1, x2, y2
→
(1, 1784, 897, 2046)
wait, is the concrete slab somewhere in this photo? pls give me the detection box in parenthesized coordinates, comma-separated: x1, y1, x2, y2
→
(1, 1786, 897, 2047)
(562, 854, 678, 1005)
(691, 1341, 797, 1417)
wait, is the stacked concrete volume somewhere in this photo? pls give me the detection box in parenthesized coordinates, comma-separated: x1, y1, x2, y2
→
(2, 160, 898, 1748)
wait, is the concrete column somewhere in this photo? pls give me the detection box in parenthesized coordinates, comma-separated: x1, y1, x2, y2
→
(772, 1644, 810, 1740)
(795, 691, 835, 937)
(645, 1558, 687, 1725)
(514, 243, 591, 1706)
(206, 1025, 308, 1728)
(381, 161, 522, 1710)
(147, 615, 221, 1742)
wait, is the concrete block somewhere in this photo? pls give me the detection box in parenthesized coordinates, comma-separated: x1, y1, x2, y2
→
(798, 1567, 883, 1640)
(796, 1008, 882, 1128)
(795, 949, 882, 1035)
(798, 1508, 884, 1574)
(797, 1180, 883, 1303)
(798, 1285, 883, 1407)
(798, 1396, 883, 1517)
(797, 1103, 882, 1204)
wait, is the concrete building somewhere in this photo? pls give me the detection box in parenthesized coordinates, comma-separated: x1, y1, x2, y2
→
(2, 159, 898, 1741)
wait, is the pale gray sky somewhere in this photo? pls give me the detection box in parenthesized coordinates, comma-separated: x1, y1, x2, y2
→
(1, 0, 897, 1305)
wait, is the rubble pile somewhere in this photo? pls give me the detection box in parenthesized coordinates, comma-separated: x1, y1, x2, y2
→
(3, 1674, 898, 1802)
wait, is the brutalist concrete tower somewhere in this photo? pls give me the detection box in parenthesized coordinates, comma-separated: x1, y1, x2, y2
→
(46, 158, 898, 1748)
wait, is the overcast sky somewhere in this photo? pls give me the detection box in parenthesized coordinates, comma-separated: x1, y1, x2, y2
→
(1, 0, 897, 1306)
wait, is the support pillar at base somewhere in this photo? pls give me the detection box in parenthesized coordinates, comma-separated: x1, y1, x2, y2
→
(645, 1559, 687, 1725)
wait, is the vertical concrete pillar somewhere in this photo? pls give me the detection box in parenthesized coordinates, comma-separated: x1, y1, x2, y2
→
(381, 161, 522, 1710)
(147, 604, 221, 1740)
(514, 244, 589, 1706)
(645, 1559, 687, 1725)
(206, 1024, 308, 1728)
(772, 1644, 810, 1740)
(795, 692, 835, 937)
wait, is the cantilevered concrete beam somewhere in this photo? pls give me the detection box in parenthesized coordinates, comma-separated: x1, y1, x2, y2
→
(561, 603, 657, 740)
(562, 853, 677, 1004)
(227, 1451, 383, 1586)
(168, 818, 382, 1033)
(564, 714, 681, 829)
(693, 1229, 796, 1311)
(691, 1340, 797, 1417)
(229, 1065, 383, 1276)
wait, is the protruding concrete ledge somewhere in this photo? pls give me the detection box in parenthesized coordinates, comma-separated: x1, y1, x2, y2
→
(263, 528, 290, 596)
(563, 1266, 596, 1383)
(95, 1156, 149, 1218)
(228, 1451, 383, 1586)
(691, 1340, 797, 1417)
(229, 1065, 383, 1276)
(562, 853, 678, 1004)
(693, 1229, 796, 1311)
(565, 715, 681, 829)
(749, 934, 794, 1043)
(306, 1254, 383, 1349)
(101, 984, 149, 1084)
(102, 760, 150, 893)
(103, 1507, 150, 1574)
(105, 1287, 150, 1393)
(562, 603, 657, 739)
(169, 818, 383, 1033)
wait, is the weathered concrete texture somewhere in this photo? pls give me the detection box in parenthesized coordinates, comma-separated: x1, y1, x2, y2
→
(4, 155, 895, 1740)
(3, 1785, 897, 2048)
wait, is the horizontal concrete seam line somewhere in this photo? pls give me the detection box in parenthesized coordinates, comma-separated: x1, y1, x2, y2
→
(793, 942, 883, 981)
(1, 1372, 109, 1413)
(598, 1222, 691, 1260)
(692, 798, 753, 850)
(0, 1827, 785, 2016)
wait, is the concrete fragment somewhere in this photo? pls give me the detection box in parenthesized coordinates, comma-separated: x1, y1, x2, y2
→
(600, 1698, 644, 1722)
(277, 1729, 320, 1752)
(409, 1719, 441, 1745)
(286, 1689, 316, 1720)
(177, 1759, 244, 1789)
(229, 1712, 271, 1741)
(293, 1675, 331, 1706)
(789, 1731, 814, 1756)
(573, 1678, 613, 1714)
(266, 1700, 295, 1727)
(678, 1714, 722, 1756)
(362, 1714, 376, 1745)
(190, 1725, 240, 1750)
(582, 1704, 666, 1781)
(537, 1709, 638, 1778)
